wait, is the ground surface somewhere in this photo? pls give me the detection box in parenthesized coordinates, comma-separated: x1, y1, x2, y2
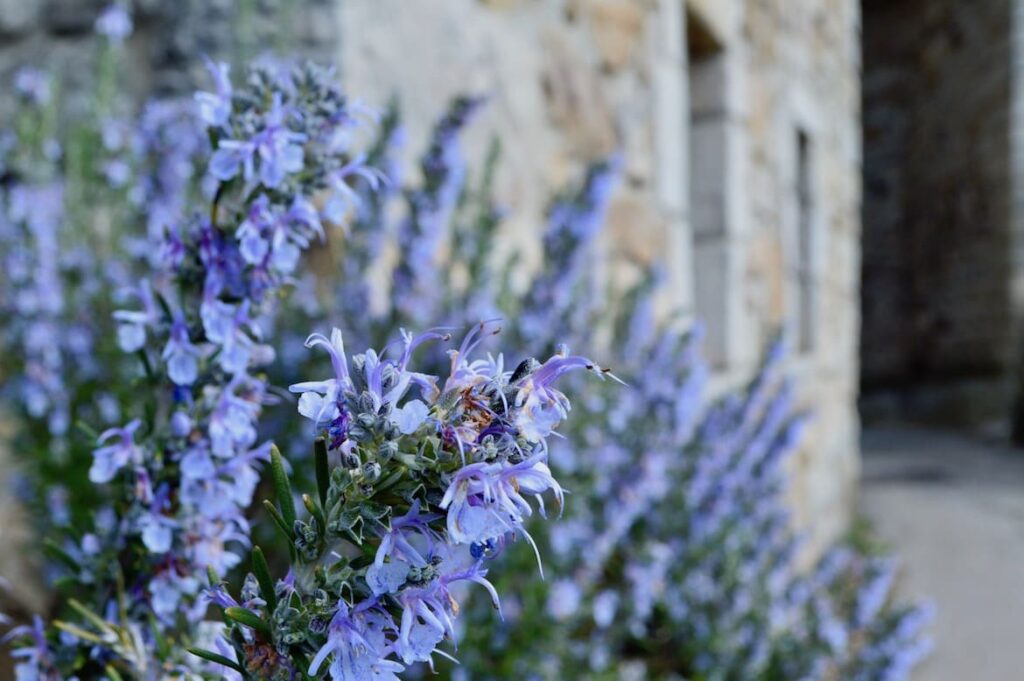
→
(860, 425, 1024, 681)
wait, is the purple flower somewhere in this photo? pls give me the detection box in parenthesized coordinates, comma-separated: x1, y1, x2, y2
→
(201, 299, 255, 375)
(89, 419, 143, 484)
(195, 60, 233, 129)
(514, 352, 617, 442)
(367, 501, 441, 596)
(140, 511, 176, 554)
(237, 195, 324, 276)
(94, 3, 133, 42)
(4, 616, 56, 680)
(164, 313, 201, 385)
(323, 155, 386, 224)
(395, 557, 500, 666)
(440, 453, 562, 555)
(307, 601, 405, 681)
(170, 410, 193, 437)
(13, 68, 51, 106)
(289, 334, 347, 423)
(113, 280, 158, 353)
(187, 515, 250, 575)
(150, 570, 201, 623)
(209, 95, 305, 188)
(207, 375, 261, 456)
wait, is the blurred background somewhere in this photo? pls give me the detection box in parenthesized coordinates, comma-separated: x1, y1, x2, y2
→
(0, 0, 1020, 679)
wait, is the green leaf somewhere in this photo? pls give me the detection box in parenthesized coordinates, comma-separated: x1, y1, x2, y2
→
(67, 599, 113, 632)
(52, 576, 78, 591)
(374, 468, 406, 494)
(251, 546, 278, 613)
(105, 665, 125, 681)
(330, 508, 361, 533)
(360, 501, 390, 522)
(224, 606, 272, 640)
(262, 500, 297, 562)
(262, 499, 291, 538)
(314, 437, 330, 507)
(187, 647, 246, 673)
(303, 493, 326, 537)
(270, 445, 297, 530)
(74, 420, 100, 441)
(53, 621, 105, 644)
(148, 615, 171, 661)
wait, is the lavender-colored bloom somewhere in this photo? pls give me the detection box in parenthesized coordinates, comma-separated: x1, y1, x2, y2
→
(207, 375, 261, 456)
(13, 68, 51, 106)
(395, 557, 500, 666)
(323, 154, 387, 224)
(170, 410, 193, 437)
(514, 352, 618, 442)
(139, 511, 176, 554)
(209, 95, 305, 188)
(89, 419, 143, 484)
(3, 617, 56, 680)
(195, 61, 233, 129)
(94, 3, 133, 42)
(113, 280, 158, 352)
(201, 299, 255, 375)
(368, 501, 440, 596)
(440, 453, 562, 551)
(237, 194, 325, 276)
(307, 602, 405, 681)
(163, 313, 201, 385)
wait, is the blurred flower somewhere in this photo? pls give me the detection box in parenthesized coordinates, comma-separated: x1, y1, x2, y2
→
(95, 3, 133, 43)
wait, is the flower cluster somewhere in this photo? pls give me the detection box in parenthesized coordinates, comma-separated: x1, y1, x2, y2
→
(516, 154, 621, 351)
(390, 95, 486, 328)
(202, 320, 611, 679)
(128, 98, 211, 248)
(0, 177, 73, 438)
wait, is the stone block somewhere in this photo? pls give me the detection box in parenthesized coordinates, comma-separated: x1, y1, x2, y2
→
(585, 0, 645, 73)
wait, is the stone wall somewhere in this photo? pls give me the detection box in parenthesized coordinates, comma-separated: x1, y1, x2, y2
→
(861, 0, 1015, 426)
(336, 0, 863, 554)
